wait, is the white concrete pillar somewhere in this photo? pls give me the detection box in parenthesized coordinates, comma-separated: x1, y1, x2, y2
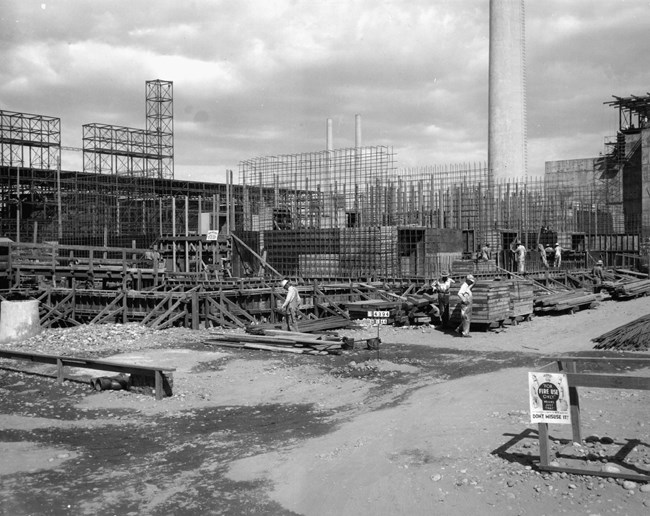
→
(488, 0, 527, 184)
(0, 300, 41, 343)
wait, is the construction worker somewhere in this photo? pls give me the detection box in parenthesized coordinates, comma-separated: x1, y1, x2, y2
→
(514, 241, 527, 274)
(280, 279, 301, 331)
(592, 259, 605, 292)
(481, 243, 491, 261)
(415, 279, 442, 324)
(434, 271, 455, 326)
(554, 242, 563, 268)
(455, 274, 475, 338)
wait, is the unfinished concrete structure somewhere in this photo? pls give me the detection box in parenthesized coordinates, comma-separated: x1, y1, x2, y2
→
(2, 76, 648, 285)
(544, 93, 650, 267)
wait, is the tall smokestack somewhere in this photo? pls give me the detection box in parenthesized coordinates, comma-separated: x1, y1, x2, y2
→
(488, 0, 527, 184)
(326, 118, 333, 151)
(355, 114, 361, 148)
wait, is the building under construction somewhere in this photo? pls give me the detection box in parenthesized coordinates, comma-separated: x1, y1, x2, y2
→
(1, 81, 649, 285)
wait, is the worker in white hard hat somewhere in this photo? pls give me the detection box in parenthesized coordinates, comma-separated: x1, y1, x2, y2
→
(592, 259, 605, 292)
(280, 279, 301, 331)
(514, 240, 527, 274)
(455, 274, 475, 338)
(554, 242, 563, 269)
(434, 270, 455, 327)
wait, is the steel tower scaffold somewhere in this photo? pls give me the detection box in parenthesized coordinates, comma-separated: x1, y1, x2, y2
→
(83, 80, 174, 180)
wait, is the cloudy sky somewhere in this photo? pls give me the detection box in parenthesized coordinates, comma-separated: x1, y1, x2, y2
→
(2, 0, 650, 183)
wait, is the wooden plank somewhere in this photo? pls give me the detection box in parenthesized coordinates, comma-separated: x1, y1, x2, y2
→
(538, 423, 550, 466)
(537, 464, 650, 483)
(566, 373, 650, 390)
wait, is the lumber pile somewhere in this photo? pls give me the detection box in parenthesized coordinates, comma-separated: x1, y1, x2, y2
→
(592, 314, 650, 350)
(508, 280, 535, 318)
(204, 330, 349, 355)
(610, 279, 650, 300)
(449, 281, 511, 327)
(344, 300, 401, 322)
(253, 315, 356, 333)
(470, 282, 511, 324)
(534, 290, 600, 313)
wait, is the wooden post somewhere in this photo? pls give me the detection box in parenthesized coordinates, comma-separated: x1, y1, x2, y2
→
(57, 358, 64, 385)
(192, 289, 199, 330)
(560, 360, 582, 443)
(155, 370, 164, 400)
(122, 285, 128, 323)
(537, 423, 551, 466)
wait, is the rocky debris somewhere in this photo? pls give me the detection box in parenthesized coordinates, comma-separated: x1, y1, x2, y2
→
(0, 323, 207, 358)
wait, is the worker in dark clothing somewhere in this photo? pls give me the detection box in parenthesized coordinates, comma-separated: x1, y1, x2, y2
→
(592, 260, 605, 292)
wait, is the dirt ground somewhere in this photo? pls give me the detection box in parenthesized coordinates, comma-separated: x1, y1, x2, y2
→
(1, 295, 650, 515)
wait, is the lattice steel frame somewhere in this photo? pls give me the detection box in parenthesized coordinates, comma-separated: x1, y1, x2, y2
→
(82, 80, 174, 179)
(146, 80, 174, 179)
(0, 109, 60, 169)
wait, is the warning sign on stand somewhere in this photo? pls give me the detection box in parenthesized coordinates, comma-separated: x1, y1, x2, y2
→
(367, 311, 389, 325)
(528, 372, 571, 425)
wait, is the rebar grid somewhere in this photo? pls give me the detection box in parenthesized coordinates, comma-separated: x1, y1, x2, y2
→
(239, 149, 641, 278)
(0, 167, 240, 247)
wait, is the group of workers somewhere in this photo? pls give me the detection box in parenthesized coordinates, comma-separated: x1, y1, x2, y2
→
(417, 271, 475, 338)
(475, 240, 565, 274)
(514, 240, 565, 273)
(278, 249, 605, 336)
(277, 272, 477, 337)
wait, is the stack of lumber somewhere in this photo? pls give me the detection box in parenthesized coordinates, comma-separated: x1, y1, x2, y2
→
(611, 279, 650, 300)
(253, 315, 355, 333)
(470, 282, 511, 324)
(508, 280, 535, 318)
(534, 290, 600, 313)
(593, 314, 650, 350)
(449, 281, 511, 327)
(404, 294, 438, 325)
(205, 330, 348, 355)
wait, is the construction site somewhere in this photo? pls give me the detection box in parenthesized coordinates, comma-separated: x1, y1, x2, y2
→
(2, 2, 650, 515)
(1, 78, 649, 331)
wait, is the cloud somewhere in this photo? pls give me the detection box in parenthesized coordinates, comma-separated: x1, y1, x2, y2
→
(1, 0, 649, 182)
